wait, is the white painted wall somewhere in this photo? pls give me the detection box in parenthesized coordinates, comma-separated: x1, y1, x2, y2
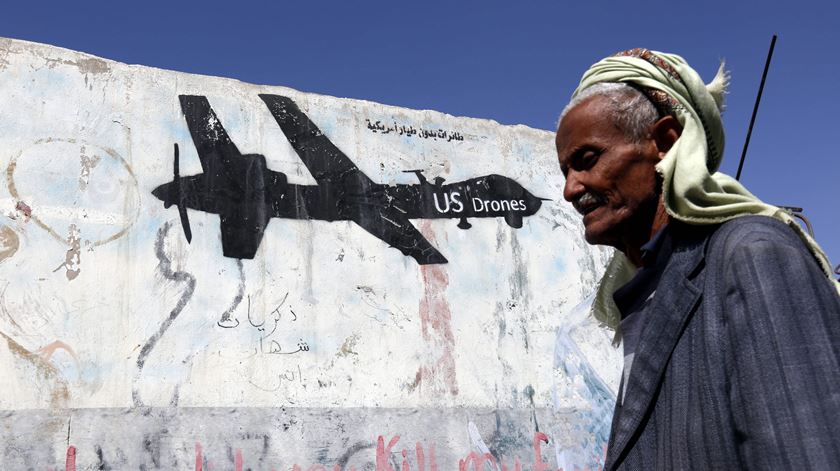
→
(0, 38, 619, 470)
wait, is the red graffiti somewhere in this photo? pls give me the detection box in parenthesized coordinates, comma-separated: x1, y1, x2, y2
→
(458, 451, 522, 471)
(415, 442, 431, 471)
(459, 452, 497, 471)
(53, 432, 601, 470)
(65, 446, 76, 471)
(376, 434, 401, 471)
(533, 432, 551, 471)
(415, 443, 424, 471)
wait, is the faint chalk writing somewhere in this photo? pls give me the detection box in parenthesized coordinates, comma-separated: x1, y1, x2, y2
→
(246, 364, 304, 392)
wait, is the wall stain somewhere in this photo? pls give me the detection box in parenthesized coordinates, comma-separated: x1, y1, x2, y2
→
(0, 283, 25, 339)
(0, 225, 20, 262)
(301, 223, 316, 303)
(35, 340, 79, 365)
(0, 38, 10, 70)
(218, 259, 244, 328)
(524, 385, 540, 432)
(485, 410, 529, 464)
(142, 433, 162, 468)
(73, 57, 110, 75)
(509, 232, 532, 353)
(41, 56, 110, 75)
(414, 220, 458, 397)
(337, 334, 359, 357)
(95, 444, 112, 470)
(508, 231, 529, 307)
(0, 330, 69, 408)
(13, 201, 31, 220)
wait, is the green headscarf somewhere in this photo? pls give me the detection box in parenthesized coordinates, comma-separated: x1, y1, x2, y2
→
(572, 49, 838, 329)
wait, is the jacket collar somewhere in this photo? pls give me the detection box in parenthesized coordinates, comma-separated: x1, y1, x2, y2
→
(604, 224, 712, 470)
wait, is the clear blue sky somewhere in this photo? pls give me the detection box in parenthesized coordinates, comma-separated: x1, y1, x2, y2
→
(3, 0, 838, 268)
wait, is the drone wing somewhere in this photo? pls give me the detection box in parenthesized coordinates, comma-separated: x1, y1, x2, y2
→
(259, 94, 375, 188)
(351, 207, 447, 265)
(179, 95, 242, 174)
(260, 94, 445, 264)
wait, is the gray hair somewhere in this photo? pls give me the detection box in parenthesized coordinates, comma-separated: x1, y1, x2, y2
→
(558, 82, 662, 143)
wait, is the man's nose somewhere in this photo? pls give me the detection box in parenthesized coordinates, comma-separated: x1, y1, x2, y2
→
(563, 171, 585, 202)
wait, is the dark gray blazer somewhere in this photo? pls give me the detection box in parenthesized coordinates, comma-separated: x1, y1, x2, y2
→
(606, 216, 840, 470)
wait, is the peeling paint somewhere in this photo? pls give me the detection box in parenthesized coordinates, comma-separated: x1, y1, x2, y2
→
(0, 225, 20, 262)
(14, 200, 32, 220)
(0, 38, 11, 71)
(53, 224, 81, 281)
(78, 145, 101, 191)
(73, 57, 110, 75)
(42, 56, 110, 75)
(337, 334, 359, 357)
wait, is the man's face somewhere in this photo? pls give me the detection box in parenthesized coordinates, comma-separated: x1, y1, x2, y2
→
(555, 95, 662, 249)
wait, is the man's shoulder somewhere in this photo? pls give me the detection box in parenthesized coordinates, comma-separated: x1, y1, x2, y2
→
(669, 215, 803, 263)
(708, 215, 803, 257)
(700, 215, 830, 288)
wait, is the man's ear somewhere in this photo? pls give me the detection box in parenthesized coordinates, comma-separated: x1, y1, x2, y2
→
(650, 115, 682, 158)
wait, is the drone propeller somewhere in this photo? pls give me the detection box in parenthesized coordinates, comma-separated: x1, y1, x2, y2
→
(173, 143, 192, 243)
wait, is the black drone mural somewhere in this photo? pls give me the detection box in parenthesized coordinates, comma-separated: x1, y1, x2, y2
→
(152, 95, 544, 264)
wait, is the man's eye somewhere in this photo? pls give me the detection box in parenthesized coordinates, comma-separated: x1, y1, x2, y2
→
(578, 151, 599, 169)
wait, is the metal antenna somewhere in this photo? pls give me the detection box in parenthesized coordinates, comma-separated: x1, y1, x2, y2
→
(736, 34, 777, 181)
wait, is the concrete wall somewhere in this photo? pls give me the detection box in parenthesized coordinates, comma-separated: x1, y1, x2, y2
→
(0, 38, 619, 470)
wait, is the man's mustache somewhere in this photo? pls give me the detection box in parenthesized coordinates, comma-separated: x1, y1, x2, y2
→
(571, 191, 608, 216)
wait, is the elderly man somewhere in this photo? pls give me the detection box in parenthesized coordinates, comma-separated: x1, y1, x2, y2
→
(556, 49, 840, 470)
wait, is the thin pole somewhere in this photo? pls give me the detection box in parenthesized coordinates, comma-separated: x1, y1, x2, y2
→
(736, 34, 777, 181)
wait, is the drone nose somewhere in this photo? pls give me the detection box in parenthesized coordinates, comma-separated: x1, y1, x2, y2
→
(151, 183, 175, 207)
(151, 184, 169, 205)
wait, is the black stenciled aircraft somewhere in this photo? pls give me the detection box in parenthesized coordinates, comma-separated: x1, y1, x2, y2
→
(151, 94, 544, 264)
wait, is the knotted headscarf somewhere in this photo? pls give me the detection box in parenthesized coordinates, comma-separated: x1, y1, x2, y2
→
(573, 49, 838, 329)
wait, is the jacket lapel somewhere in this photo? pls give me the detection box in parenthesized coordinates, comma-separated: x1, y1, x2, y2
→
(604, 233, 708, 470)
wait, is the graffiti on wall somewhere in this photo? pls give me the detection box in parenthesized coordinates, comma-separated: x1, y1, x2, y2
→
(0, 37, 620, 470)
(153, 95, 545, 263)
(46, 432, 581, 471)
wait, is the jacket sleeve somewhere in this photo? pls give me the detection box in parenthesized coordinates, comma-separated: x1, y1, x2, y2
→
(721, 222, 840, 469)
